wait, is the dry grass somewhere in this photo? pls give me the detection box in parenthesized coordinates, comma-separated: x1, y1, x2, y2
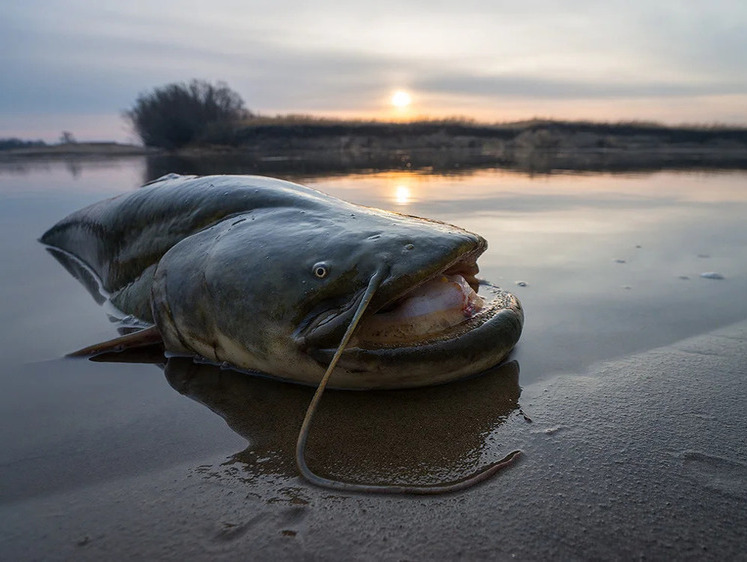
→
(240, 114, 746, 133)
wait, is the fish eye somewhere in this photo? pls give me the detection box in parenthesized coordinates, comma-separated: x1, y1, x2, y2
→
(312, 262, 329, 279)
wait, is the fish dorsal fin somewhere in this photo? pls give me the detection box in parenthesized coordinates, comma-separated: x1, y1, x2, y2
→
(68, 326, 163, 357)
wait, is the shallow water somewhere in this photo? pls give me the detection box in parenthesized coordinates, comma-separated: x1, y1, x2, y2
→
(4, 160, 746, 377)
(1, 157, 746, 558)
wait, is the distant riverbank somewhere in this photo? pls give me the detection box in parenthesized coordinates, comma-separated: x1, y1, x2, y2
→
(3, 119, 747, 174)
(0, 142, 153, 158)
(229, 118, 747, 154)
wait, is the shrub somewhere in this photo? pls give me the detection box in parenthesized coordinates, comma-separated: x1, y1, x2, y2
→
(0, 138, 46, 150)
(124, 80, 251, 149)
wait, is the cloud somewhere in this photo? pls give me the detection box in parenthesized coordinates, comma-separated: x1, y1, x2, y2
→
(1, 0, 745, 140)
(412, 73, 746, 101)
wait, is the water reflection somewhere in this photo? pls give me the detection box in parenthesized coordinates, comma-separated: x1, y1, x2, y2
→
(162, 357, 522, 485)
(27, 159, 747, 387)
(142, 149, 747, 184)
(394, 184, 411, 205)
(3, 150, 747, 187)
(143, 150, 496, 181)
(65, 160, 82, 178)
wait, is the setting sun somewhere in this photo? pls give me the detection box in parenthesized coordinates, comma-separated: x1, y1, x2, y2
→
(391, 90, 412, 108)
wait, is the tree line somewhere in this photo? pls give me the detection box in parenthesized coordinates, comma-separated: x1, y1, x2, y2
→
(124, 80, 251, 149)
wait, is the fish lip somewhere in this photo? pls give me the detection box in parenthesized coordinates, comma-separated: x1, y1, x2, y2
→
(324, 282, 520, 353)
(307, 285, 524, 388)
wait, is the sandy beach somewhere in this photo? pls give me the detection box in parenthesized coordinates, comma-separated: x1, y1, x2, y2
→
(2, 321, 745, 560)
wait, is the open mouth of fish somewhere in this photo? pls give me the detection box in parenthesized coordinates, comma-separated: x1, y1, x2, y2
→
(299, 238, 522, 390)
(303, 243, 522, 372)
(352, 257, 496, 348)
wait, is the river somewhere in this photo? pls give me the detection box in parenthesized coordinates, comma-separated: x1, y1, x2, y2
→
(1, 156, 745, 560)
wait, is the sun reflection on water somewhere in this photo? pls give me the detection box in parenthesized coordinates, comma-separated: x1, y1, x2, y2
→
(394, 184, 411, 205)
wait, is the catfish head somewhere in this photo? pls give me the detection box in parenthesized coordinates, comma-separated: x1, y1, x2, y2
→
(151, 203, 523, 389)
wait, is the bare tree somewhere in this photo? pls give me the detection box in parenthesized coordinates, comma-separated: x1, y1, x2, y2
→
(124, 80, 251, 149)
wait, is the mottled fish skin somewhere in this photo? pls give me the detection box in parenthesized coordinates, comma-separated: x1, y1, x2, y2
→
(42, 174, 523, 389)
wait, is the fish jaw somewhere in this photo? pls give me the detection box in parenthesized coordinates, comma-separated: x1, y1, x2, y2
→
(307, 283, 523, 389)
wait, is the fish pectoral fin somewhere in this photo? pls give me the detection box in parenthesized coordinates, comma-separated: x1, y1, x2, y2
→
(68, 326, 163, 357)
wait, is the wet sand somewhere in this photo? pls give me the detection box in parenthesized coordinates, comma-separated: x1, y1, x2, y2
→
(2, 321, 745, 560)
(1, 159, 745, 559)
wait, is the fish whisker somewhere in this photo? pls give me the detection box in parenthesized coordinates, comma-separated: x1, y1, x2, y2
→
(295, 269, 522, 495)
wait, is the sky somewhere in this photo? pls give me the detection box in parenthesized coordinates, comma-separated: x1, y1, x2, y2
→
(2, 0, 746, 143)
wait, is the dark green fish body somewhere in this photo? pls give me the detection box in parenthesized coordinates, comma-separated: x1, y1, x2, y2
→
(42, 174, 523, 389)
(42, 174, 337, 321)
